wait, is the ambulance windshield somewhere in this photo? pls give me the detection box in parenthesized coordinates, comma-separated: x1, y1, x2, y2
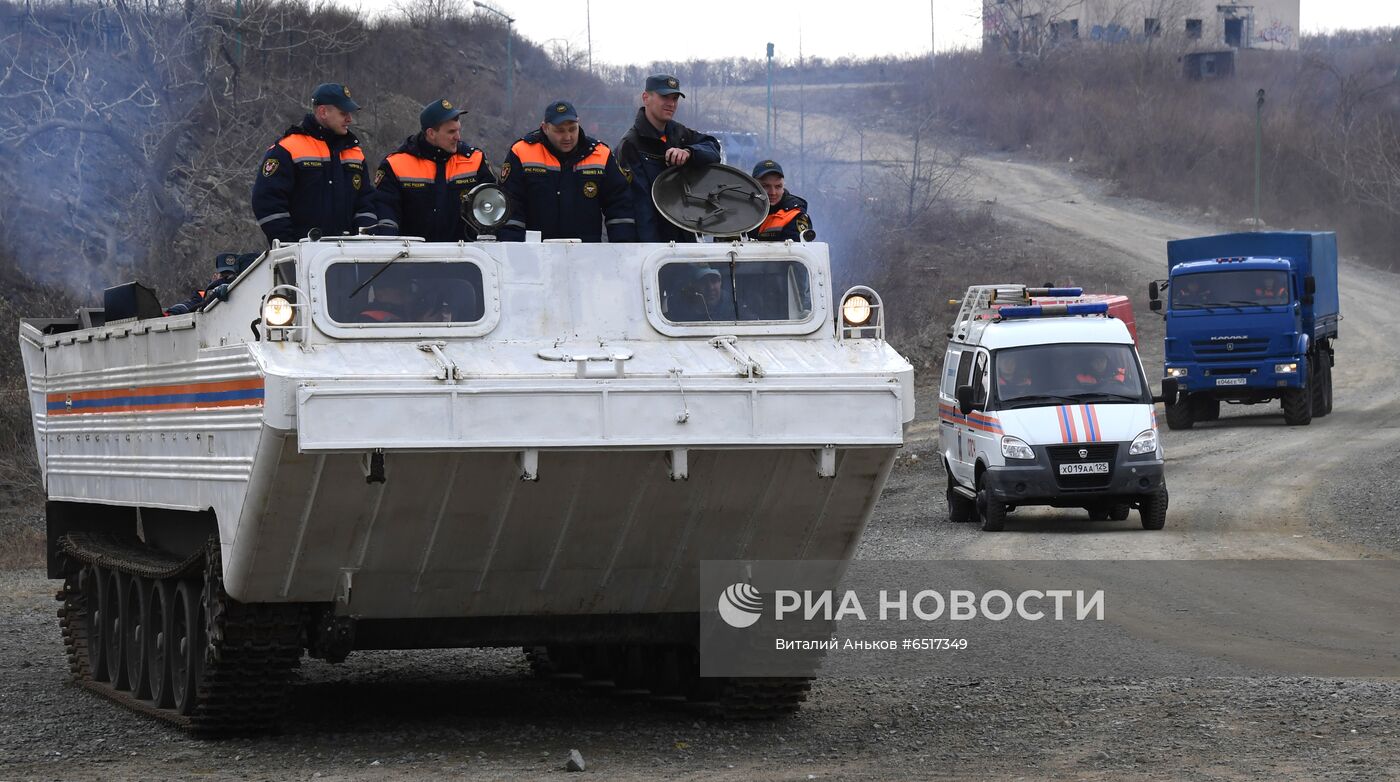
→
(993, 343, 1147, 408)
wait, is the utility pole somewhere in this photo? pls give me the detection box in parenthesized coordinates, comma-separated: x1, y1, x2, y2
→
(765, 42, 774, 153)
(1255, 88, 1265, 229)
(929, 0, 936, 73)
(475, 1, 515, 121)
(586, 0, 593, 76)
(798, 20, 805, 189)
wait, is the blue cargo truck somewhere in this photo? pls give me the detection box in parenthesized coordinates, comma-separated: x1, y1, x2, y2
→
(1147, 231, 1339, 428)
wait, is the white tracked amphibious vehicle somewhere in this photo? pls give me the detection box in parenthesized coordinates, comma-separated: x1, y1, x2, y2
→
(20, 169, 913, 732)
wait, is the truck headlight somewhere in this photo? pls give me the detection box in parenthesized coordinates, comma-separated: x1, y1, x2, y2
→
(842, 294, 872, 326)
(1000, 435, 1035, 460)
(1274, 363, 1298, 374)
(262, 296, 295, 327)
(1166, 367, 1188, 378)
(1129, 429, 1158, 456)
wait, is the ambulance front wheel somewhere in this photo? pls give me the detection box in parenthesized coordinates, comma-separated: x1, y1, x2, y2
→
(976, 474, 1007, 532)
(1139, 487, 1168, 531)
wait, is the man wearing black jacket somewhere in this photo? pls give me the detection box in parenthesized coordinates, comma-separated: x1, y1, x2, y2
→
(374, 98, 495, 241)
(498, 100, 635, 243)
(251, 83, 378, 244)
(616, 75, 721, 242)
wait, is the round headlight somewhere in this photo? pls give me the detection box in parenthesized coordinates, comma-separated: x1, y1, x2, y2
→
(842, 294, 873, 326)
(262, 295, 294, 327)
(464, 183, 511, 233)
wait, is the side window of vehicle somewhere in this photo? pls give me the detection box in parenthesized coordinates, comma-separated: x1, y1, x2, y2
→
(954, 348, 975, 392)
(972, 351, 989, 407)
(942, 349, 963, 397)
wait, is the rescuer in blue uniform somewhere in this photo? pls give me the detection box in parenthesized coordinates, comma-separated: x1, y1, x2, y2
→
(616, 75, 720, 242)
(373, 98, 496, 242)
(750, 160, 814, 242)
(497, 100, 636, 243)
(251, 83, 379, 244)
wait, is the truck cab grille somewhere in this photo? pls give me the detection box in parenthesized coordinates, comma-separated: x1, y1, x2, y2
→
(1190, 337, 1269, 359)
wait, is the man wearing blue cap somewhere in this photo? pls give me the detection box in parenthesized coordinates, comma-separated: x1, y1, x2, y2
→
(497, 100, 636, 243)
(750, 159, 813, 242)
(617, 75, 720, 242)
(251, 83, 378, 244)
(374, 98, 495, 242)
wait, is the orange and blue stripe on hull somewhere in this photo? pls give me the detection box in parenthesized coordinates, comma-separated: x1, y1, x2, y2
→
(46, 378, 265, 416)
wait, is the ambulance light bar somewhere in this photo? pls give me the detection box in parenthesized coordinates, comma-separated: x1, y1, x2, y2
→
(997, 302, 1110, 319)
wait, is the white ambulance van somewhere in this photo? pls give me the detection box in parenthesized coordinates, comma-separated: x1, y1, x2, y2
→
(939, 285, 1172, 531)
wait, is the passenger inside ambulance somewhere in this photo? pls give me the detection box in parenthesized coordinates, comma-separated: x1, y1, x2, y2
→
(994, 344, 1147, 407)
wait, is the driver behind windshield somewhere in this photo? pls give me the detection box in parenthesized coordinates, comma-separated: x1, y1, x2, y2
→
(996, 352, 1033, 391)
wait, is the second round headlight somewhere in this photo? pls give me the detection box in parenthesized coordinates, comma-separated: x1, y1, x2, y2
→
(262, 295, 295, 327)
(842, 294, 873, 326)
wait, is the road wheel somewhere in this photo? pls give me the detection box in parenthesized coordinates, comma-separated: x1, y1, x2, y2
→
(1164, 396, 1194, 430)
(946, 464, 975, 523)
(976, 474, 1006, 532)
(1312, 355, 1333, 417)
(1139, 487, 1168, 530)
(1191, 395, 1220, 421)
(1282, 387, 1313, 426)
(1109, 503, 1131, 521)
(84, 566, 111, 683)
(123, 574, 151, 699)
(170, 580, 205, 716)
(148, 579, 174, 708)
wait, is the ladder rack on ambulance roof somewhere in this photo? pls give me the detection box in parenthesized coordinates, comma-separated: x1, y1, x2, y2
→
(949, 284, 1089, 343)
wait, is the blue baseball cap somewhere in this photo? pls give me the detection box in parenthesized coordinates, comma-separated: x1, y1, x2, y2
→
(645, 74, 685, 97)
(420, 98, 466, 130)
(311, 83, 360, 112)
(752, 159, 784, 179)
(544, 100, 579, 125)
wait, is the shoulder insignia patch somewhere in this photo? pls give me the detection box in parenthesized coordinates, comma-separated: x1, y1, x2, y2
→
(373, 168, 385, 187)
(618, 161, 632, 183)
(796, 214, 811, 232)
(500, 161, 511, 181)
(261, 157, 279, 177)
(582, 181, 599, 199)
(351, 172, 363, 190)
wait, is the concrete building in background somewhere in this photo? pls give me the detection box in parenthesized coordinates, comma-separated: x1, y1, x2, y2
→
(983, 0, 1301, 53)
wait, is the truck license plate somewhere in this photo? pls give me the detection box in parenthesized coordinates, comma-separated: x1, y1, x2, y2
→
(1215, 377, 1248, 386)
(1059, 462, 1108, 475)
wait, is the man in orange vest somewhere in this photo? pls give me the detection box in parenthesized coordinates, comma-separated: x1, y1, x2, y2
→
(373, 98, 496, 241)
(252, 83, 378, 244)
(751, 160, 813, 242)
(498, 100, 636, 242)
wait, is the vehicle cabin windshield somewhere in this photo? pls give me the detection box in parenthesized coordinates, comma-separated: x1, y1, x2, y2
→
(1170, 269, 1291, 309)
(991, 343, 1147, 409)
(660, 260, 813, 324)
(325, 261, 485, 324)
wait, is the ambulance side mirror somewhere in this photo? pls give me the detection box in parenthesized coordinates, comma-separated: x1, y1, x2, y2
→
(956, 384, 976, 415)
(1154, 378, 1179, 406)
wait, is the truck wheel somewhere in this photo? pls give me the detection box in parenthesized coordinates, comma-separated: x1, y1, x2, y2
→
(1282, 387, 1313, 426)
(1312, 356, 1333, 417)
(976, 474, 1006, 532)
(1139, 487, 1168, 530)
(1164, 396, 1194, 430)
(1191, 395, 1220, 421)
(946, 465, 975, 524)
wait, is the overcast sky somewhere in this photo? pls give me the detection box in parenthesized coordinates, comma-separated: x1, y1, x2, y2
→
(346, 1, 1400, 65)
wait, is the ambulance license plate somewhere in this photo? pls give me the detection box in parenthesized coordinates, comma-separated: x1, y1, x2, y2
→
(1059, 462, 1108, 475)
(1215, 377, 1248, 386)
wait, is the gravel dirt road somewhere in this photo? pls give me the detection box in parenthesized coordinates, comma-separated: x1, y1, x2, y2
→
(2, 113, 1397, 780)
